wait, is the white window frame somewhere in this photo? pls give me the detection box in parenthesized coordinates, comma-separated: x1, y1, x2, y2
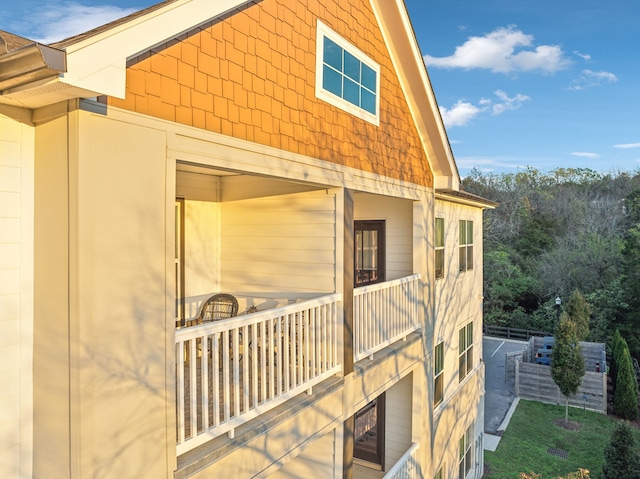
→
(458, 322, 473, 382)
(459, 219, 474, 272)
(315, 20, 380, 125)
(435, 217, 445, 279)
(458, 424, 473, 479)
(434, 341, 444, 407)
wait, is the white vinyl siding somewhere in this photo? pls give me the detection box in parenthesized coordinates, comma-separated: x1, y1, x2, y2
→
(267, 429, 337, 479)
(385, 374, 413, 470)
(222, 190, 337, 295)
(0, 115, 34, 479)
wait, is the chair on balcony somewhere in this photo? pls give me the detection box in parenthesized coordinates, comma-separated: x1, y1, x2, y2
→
(197, 293, 241, 361)
(198, 293, 239, 322)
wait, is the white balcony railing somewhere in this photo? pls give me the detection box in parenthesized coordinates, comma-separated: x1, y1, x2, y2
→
(353, 274, 421, 362)
(383, 443, 421, 479)
(175, 294, 342, 455)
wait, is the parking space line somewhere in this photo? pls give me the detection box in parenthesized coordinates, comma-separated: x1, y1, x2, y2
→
(490, 340, 505, 358)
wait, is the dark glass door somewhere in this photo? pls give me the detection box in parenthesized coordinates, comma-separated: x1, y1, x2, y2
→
(354, 393, 385, 467)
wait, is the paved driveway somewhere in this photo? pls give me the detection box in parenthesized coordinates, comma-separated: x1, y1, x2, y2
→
(483, 336, 528, 434)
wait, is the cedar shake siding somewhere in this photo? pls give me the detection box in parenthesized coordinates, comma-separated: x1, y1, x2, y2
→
(108, 0, 433, 187)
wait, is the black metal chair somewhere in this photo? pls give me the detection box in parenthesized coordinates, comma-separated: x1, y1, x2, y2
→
(198, 293, 239, 322)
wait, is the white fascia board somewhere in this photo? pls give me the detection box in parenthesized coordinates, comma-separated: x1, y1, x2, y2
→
(61, 0, 252, 98)
(369, 0, 460, 191)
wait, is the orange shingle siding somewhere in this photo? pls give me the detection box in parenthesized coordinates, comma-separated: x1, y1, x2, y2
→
(109, 0, 433, 187)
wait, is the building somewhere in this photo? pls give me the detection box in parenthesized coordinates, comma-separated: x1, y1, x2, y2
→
(0, 0, 496, 477)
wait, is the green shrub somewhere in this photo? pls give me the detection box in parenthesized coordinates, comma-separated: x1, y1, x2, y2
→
(602, 421, 640, 479)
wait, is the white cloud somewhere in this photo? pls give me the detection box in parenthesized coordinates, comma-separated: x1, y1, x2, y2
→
(613, 143, 640, 149)
(439, 101, 481, 128)
(424, 25, 571, 74)
(571, 152, 601, 159)
(18, 2, 138, 43)
(568, 69, 618, 91)
(574, 51, 591, 61)
(440, 90, 530, 128)
(455, 156, 527, 172)
(491, 90, 531, 115)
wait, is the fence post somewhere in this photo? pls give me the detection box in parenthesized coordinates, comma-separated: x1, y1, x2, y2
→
(515, 360, 520, 397)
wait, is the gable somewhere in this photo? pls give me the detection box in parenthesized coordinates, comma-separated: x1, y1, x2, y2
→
(108, 0, 434, 188)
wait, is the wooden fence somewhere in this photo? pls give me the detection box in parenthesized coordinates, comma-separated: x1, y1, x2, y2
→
(516, 361, 607, 413)
(484, 324, 550, 341)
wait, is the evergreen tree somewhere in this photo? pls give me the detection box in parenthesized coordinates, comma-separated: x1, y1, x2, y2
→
(610, 329, 624, 385)
(614, 341, 639, 420)
(564, 289, 591, 342)
(551, 313, 586, 421)
(602, 421, 640, 479)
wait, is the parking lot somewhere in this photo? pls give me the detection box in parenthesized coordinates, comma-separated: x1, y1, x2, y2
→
(483, 336, 528, 434)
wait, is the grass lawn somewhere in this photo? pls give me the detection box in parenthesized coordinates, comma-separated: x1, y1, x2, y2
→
(484, 399, 640, 478)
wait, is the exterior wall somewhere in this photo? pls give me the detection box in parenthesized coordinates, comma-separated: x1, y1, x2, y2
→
(267, 428, 338, 479)
(431, 198, 485, 479)
(0, 111, 34, 479)
(354, 193, 414, 281)
(385, 373, 413, 469)
(33, 108, 175, 478)
(108, 0, 433, 188)
(221, 190, 338, 297)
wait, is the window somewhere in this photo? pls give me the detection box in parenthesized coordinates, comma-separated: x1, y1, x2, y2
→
(458, 425, 473, 479)
(316, 21, 380, 124)
(434, 341, 444, 407)
(355, 220, 385, 287)
(435, 217, 444, 279)
(458, 322, 473, 381)
(459, 220, 473, 272)
(435, 466, 444, 479)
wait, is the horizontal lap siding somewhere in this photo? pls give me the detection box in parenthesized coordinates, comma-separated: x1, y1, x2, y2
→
(385, 374, 413, 470)
(221, 190, 337, 293)
(109, 0, 433, 187)
(0, 115, 32, 479)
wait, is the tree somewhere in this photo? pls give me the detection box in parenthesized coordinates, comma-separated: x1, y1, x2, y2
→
(564, 290, 591, 342)
(613, 340, 639, 420)
(602, 421, 640, 479)
(551, 313, 586, 421)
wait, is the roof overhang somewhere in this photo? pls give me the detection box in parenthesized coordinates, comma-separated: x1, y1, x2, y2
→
(436, 189, 498, 209)
(0, 0, 253, 109)
(0, 37, 66, 92)
(369, 0, 460, 191)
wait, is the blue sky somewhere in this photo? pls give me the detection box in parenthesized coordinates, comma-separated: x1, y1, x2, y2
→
(2, 0, 639, 177)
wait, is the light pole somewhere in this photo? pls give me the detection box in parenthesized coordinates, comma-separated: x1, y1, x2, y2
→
(555, 296, 562, 324)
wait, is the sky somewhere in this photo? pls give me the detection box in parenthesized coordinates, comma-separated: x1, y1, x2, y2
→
(2, 0, 639, 177)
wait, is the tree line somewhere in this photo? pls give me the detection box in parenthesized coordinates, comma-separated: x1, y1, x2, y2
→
(462, 167, 640, 357)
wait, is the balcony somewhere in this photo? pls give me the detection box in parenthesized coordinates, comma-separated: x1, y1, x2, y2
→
(175, 274, 421, 455)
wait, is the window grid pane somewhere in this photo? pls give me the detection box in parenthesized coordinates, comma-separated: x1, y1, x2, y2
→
(321, 31, 378, 116)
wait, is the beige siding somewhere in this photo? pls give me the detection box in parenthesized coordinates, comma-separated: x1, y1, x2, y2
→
(0, 113, 33, 479)
(221, 190, 338, 296)
(267, 428, 337, 479)
(354, 193, 414, 281)
(385, 374, 413, 470)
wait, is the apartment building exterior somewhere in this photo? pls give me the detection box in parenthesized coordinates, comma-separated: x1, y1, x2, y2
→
(0, 0, 495, 477)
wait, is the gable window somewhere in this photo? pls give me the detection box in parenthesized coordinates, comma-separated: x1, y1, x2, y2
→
(435, 217, 445, 279)
(459, 220, 473, 272)
(458, 424, 473, 479)
(316, 21, 380, 125)
(458, 322, 474, 381)
(434, 341, 444, 407)
(355, 220, 385, 287)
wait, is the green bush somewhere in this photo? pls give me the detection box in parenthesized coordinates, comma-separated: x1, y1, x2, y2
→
(602, 421, 640, 479)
